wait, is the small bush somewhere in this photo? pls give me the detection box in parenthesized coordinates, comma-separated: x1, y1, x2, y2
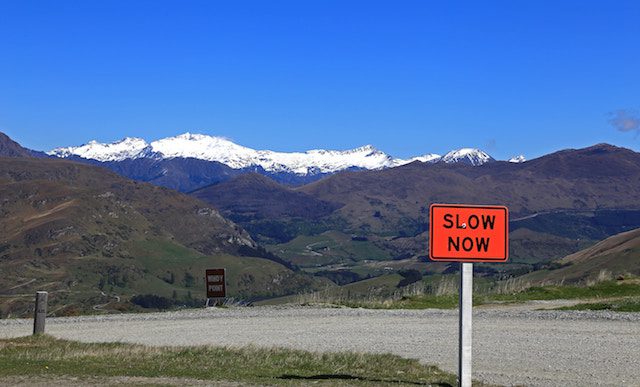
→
(130, 294, 207, 310)
(131, 294, 173, 310)
(397, 269, 423, 288)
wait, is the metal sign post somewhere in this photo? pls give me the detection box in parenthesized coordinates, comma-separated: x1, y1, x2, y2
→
(428, 203, 509, 387)
(459, 263, 473, 387)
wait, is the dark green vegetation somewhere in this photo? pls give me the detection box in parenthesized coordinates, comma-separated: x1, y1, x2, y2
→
(344, 295, 460, 310)
(191, 173, 341, 224)
(0, 335, 463, 386)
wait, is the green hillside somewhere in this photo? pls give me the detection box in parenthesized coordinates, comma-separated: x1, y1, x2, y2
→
(0, 157, 323, 317)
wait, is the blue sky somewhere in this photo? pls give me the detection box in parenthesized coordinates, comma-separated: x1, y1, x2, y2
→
(1, 1, 639, 160)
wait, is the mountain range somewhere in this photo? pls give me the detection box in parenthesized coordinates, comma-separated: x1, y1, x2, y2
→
(48, 133, 515, 191)
(3, 131, 640, 315)
(49, 132, 508, 168)
(189, 142, 640, 275)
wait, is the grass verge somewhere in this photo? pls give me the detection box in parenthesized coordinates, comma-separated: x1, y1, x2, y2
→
(0, 335, 467, 386)
(340, 295, 460, 310)
(486, 280, 640, 303)
(555, 297, 640, 312)
(321, 279, 640, 311)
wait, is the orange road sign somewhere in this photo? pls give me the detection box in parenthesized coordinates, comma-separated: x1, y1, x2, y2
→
(429, 204, 509, 262)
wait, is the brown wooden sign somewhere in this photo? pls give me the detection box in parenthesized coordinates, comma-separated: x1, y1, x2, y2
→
(206, 269, 226, 298)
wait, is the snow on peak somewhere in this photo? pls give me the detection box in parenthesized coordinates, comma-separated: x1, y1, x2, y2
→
(442, 148, 494, 166)
(49, 133, 393, 175)
(509, 155, 526, 163)
(123, 133, 394, 174)
(266, 145, 394, 174)
(48, 133, 509, 174)
(392, 153, 442, 167)
(48, 137, 150, 162)
(150, 133, 257, 168)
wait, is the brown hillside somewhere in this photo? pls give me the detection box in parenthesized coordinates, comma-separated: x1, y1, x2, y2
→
(561, 228, 640, 266)
(299, 144, 640, 233)
(0, 132, 40, 158)
(0, 156, 282, 316)
(522, 228, 640, 284)
(0, 155, 328, 318)
(191, 173, 342, 220)
(0, 157, 255, 262)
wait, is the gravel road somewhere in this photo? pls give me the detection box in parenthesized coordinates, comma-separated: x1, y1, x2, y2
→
(1, 305, 638, 386)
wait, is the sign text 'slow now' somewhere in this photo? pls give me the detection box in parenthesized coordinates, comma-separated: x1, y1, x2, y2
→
(429, 204, 509, 262)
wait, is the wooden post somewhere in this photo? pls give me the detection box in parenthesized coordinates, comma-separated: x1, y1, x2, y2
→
(33, 291, 48, 335)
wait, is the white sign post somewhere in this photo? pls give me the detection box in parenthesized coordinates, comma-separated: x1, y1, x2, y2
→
(459, 263, 473, 387)
(429, 204, 509, 387)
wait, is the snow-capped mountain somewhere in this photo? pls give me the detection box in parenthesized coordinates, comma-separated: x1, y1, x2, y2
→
(152, 134, 399, 173)
(50, 137, 152, 162)
(509, 155, 526, 163)
(46, 133, 523, 191)
(50, 133, 400, 174)
(48, 133, 510, 184)
(49, 132, 504, 173)
(441, 148, 495, 166)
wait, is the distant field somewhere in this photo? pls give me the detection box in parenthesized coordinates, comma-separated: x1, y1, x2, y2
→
(267, 231, 391, 267)
(128, 239, 317, 300)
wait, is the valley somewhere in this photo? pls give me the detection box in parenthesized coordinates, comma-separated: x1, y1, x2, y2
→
(1, 132, 640, 318)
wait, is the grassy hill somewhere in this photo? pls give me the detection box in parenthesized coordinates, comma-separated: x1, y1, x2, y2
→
(0, 157, 323, 317)
(519, 228, 640, 284)
(267, 230, 392, 267)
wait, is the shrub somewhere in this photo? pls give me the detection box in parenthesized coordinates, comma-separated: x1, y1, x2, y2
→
(397, 269, 423, 288)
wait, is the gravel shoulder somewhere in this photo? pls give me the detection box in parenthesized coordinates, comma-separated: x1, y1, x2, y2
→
(1, 306, 638, 387)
